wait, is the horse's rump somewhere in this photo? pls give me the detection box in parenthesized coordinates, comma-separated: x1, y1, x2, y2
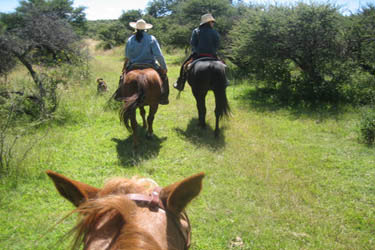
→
(188, 59, 227, 90)
(114, 68, 162, 102)
(123, 68, 162, 98)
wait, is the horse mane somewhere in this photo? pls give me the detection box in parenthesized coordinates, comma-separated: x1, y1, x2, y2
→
(70, 177, 162, 250)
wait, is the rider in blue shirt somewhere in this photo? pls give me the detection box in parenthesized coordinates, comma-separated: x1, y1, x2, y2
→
(174, 14, 220, 91)
(123, 19, 169, 105)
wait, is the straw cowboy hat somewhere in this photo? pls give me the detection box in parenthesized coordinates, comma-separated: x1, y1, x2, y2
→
(200, 13, 215, 26)
(129, 19, 153, 30)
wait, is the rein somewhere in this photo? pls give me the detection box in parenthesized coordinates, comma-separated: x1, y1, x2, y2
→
(125, 187, 191, 250)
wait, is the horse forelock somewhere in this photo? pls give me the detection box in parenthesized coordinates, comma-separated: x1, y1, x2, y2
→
(71, 177, 162, 250)
(99, 177, 158, 196)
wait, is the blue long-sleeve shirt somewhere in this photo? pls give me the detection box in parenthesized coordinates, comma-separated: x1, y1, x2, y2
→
(190, 25, 220, 56)
(125, 32, 167, 70)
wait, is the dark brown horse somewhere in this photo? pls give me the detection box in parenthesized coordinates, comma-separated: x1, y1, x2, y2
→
(118, 68, 163, 146)
(186, 59, 230, 137)
(47, 170, 204, 250)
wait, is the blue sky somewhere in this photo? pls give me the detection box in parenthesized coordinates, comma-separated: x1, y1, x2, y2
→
(0, 0, 372, 20)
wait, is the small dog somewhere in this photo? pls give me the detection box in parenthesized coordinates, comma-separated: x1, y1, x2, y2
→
(96, 78, 108, 93)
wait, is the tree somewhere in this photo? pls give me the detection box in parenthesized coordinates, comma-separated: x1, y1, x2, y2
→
(0, 0, 86, 117)
(118, 10, 143, 31)
(16, 0, 87, 34)
(147, 0, 176, 18)
(347, 4, 375, 76)
(148, 0, 236, 49)
(230, 3, 348, 103)
(98, 21, 130, 49)
(0, 18, 16, 77)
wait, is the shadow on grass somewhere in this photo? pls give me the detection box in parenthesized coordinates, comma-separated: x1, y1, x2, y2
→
(237, 87, 347, 121)
(112, 128, 167, 167)
(174, 118, 226, 150)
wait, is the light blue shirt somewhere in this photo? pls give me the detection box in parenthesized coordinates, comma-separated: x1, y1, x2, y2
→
(125, 32, 167, 70)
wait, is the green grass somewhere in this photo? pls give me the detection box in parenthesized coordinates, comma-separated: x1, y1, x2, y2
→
(0, 43, 374, 249)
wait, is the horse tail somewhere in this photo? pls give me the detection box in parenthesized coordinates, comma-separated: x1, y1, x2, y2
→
(214, 85, 231, 120)
(120, 75, 146, 132)
(213, 63, 231, 120)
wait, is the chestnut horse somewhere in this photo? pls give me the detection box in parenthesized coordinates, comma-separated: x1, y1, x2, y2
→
(118, 68, 163, 146)
(186, 59, 230, 137)
(47, 170, 204, 250)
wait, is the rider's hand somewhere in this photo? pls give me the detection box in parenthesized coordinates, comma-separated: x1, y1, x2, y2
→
(161, 69, 167, 75)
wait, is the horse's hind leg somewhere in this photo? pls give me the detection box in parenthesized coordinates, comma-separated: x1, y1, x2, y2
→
(140, 106, 147, 129)
(214, 113, 220, 138)
(193, 91, 207, 128)
(129, 109, 138, 147)
(214, 94, 221, 138)
(146, 104, 158, 139)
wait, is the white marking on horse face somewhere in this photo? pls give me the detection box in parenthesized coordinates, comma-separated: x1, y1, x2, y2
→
(138, 178, 158, 187)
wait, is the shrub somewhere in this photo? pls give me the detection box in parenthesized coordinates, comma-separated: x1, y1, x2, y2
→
(360, 109, 375, 145)
(0, 95, 37, 178)
(230, 3, 350, 104)
(340, 70, 375, 105)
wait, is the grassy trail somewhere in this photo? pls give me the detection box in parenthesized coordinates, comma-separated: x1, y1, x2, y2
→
(0, 44, 374, 249)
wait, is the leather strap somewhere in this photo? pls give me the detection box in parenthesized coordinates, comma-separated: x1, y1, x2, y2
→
(125, 187, 191, 249)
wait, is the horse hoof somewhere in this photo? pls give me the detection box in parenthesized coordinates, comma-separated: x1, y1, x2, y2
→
(214, 129, 220, 138)
(146, 133, 153, 139)
(198, 123, 206, 129)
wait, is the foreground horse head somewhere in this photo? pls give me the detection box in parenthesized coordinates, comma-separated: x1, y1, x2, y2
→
(187, 59, 230, 137)
(118, 68, 163, 147)
(47, 170, 204, 250)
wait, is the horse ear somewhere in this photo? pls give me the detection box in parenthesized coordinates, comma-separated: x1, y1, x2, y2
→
(46, 170, 100, 207)
(161, 172, 205, 214)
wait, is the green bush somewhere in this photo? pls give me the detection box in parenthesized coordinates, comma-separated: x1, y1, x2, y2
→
(229, 3, 350, 104)
(360, 109, 375, 145)
(0, 94, 35, 178)
(341, 70, 375, 105)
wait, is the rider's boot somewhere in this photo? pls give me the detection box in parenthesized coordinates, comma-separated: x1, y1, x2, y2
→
(173, 75, 186, 91)
(174, 56, 194, 92)
(160, 73, 169, 105)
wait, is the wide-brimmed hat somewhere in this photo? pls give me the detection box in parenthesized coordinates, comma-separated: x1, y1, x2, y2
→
(129, 19, 153, 30)
(200, 13, 215, 26)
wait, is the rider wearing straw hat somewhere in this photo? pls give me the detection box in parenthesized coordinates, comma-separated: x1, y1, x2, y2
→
(173, 13, 220, 91)
(123, 19, 169, 105)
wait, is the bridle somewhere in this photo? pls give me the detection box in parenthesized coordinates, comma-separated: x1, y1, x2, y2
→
(125, 187, 191, 250)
